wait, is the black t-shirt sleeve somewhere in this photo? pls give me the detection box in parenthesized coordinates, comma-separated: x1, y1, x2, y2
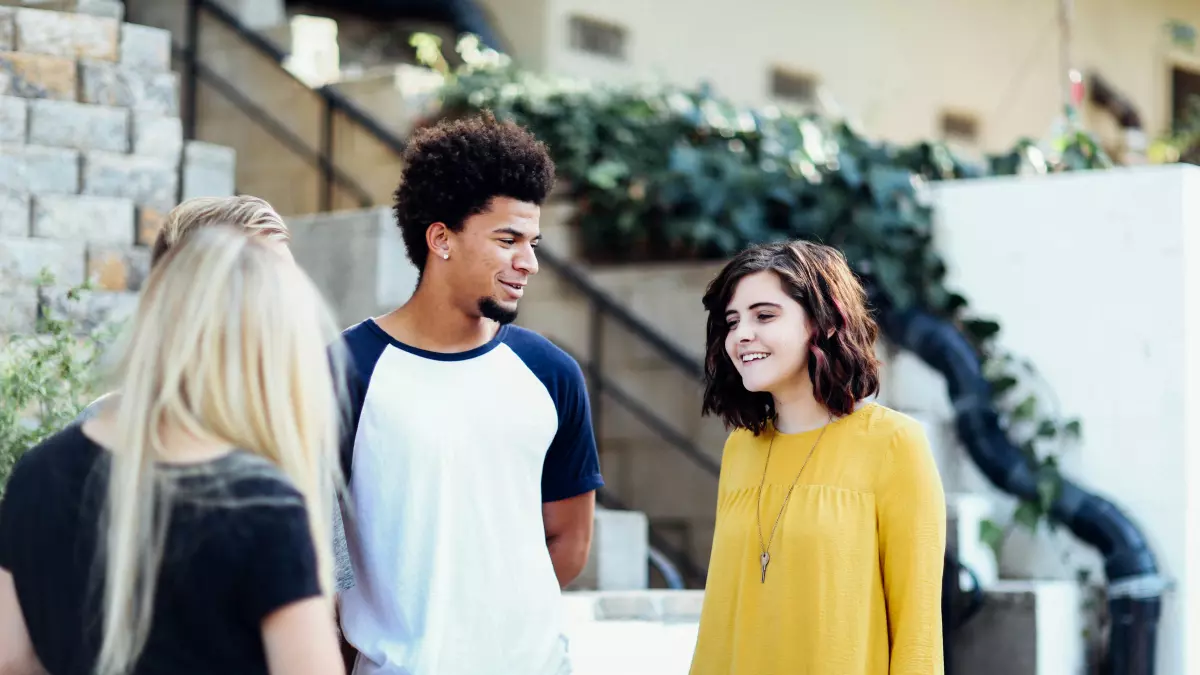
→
(0, 449, 37, 572)
(238, 498, 323, 624)
(0, 479, 18, 572)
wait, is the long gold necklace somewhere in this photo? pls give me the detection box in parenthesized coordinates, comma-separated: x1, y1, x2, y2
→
(756, 416, 832, 583)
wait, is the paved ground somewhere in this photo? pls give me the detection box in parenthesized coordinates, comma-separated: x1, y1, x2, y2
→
(562, 592, 701, 675)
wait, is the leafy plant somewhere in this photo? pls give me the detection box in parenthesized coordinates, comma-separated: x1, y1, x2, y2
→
(0, 271, 116, 493)
(1148, 93, 1200, 165)
(420, 35, 1109, 544)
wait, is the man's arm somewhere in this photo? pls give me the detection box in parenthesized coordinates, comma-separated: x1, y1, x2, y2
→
(543, 491, 596, 588)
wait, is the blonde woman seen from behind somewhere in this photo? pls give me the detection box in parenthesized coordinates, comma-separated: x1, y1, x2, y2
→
(0, 227, 348, 675)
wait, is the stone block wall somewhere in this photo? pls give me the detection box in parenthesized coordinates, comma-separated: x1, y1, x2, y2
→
(0, 3, 237, 335)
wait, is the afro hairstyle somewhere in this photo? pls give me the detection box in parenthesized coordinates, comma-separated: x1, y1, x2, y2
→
(392, 111, 556, 274)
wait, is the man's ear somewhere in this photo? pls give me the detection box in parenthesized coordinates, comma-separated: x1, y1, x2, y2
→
(426, 222, 452, 261)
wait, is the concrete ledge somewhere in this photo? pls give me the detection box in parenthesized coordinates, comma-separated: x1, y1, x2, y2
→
(952, 579, 1085, 675)
(563, 591, 701, 675)
(566, 590, 705, 624)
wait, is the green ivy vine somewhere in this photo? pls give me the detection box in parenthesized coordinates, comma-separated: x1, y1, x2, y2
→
(418, 34, 1113, 552)
(1, 271, 114, 494)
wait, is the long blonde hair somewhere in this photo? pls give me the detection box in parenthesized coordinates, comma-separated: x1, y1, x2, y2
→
(96, 226, 345, 675)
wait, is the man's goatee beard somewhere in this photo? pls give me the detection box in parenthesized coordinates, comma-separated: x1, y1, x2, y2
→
(478, 297, 518, 325)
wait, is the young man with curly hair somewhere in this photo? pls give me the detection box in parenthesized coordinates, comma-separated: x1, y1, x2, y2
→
(334, 112, 604, 675)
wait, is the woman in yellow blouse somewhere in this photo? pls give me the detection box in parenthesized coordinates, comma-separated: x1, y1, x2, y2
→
(690, 240, 946, 675)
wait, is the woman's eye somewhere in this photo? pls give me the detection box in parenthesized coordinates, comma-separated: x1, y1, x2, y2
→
(756, 313, 775, 322)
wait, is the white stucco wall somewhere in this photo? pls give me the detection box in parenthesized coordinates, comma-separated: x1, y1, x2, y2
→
(926, 164, 1200, 675)
(482, 0, 1200, 154)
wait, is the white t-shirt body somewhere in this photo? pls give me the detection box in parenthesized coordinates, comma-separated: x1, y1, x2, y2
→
(336, 319, 603, 675)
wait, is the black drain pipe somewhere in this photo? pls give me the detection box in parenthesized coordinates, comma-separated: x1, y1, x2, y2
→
(871, 294, 1165, 675)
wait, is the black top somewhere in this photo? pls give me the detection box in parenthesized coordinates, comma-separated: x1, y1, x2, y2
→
(0, 424, 322, 675)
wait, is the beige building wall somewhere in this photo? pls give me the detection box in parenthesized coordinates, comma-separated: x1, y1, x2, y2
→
(483, 0, 1200, 153)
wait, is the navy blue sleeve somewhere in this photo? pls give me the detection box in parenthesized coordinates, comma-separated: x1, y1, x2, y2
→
(333, 321, 389, 481)
(504, 327, 605, 502)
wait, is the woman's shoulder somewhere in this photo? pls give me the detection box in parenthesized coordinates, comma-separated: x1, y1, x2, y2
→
(844, 402, 927, 444)
(6, 425, 101, 494)
(171, 452, 307, 511)
(722, 426, 768, 453)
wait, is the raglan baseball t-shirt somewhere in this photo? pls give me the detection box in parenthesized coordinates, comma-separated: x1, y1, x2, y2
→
(336, 319, 604, 675)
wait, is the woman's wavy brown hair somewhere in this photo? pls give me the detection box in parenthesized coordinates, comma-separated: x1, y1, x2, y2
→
(701, 240, 881, 434)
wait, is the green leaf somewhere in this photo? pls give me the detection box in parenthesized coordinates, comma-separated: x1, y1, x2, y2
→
(962, 318, 1001, 343)
(1036, 459, 1062, 512)
(1036, 419, 1058, 438)
(1063, 419, 1082, 440)
(979, 519, 1006, 558)
(1013, 500, 1042, 532)
(1011, 395, 1038, 421)
(945, 293, 969, 314)
(988, 374, 1019, 397)
(585, 159, 629, 190)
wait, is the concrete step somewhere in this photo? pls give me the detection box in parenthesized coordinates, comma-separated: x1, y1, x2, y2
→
(562, 590, 702, 675)
(329, 63, 443, 139)
(562, 579, 1087, 675)
(952, 580, 1088, 675)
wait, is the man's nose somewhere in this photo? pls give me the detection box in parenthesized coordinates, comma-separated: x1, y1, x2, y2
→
(515, 245, 538, 275)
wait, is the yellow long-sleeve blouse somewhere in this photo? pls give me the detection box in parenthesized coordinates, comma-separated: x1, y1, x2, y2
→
(690, 403, 946, 675)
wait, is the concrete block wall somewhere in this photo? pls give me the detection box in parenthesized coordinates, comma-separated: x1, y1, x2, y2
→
(0, 3, 237, 335)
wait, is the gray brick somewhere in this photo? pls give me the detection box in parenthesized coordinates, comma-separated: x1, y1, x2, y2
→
(0, 235, 84, 291)
(131, 112, 181, 162)
(79, 59, 177, 115)
(87, 243, 148, 291)
(0, 144, 79, 194)
(0, 288, 36, 333)
(33, 194, 133, 244)
(181, 140, 235, 200)
(76, 0, 124, 21)
(22, 144, 76, 193)
(45, 287, 136, 333)
(0, 95, 25, 143)
(82, 151, 177, 210)
(119, 23, 169, 71)
(136, 204, 164, 246)
(14, 8, 118, 61)
(12, 8, 67, 57)
(0, 8, 13, 52)
(69, 11, 119, 61)
(0, 190, 28, 235)
(0, 51, 76, 101)
(29, 99, 128, 153)
(0, 0, 123, 19)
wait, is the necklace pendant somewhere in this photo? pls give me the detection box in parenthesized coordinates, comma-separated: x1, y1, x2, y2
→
(760, 552, 770, 583)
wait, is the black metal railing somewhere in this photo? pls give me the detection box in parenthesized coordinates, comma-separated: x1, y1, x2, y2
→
(175, 0, 720, 587)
